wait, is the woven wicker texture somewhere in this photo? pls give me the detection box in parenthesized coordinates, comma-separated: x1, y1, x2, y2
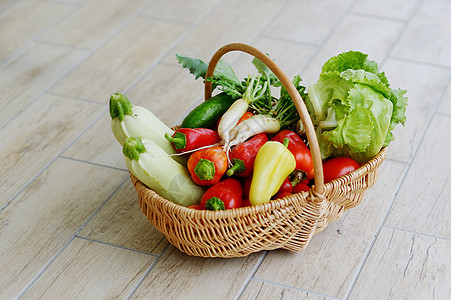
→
(130, 43, 387, 258)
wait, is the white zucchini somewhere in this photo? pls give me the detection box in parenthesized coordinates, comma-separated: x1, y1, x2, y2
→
(109, 93, 186, 165)
(123, 137, 205, 207)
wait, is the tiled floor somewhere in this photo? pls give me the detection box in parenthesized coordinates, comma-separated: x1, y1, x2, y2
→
(2, 0, 451, 299)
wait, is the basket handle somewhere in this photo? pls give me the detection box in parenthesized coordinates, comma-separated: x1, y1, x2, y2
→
(204, 43, 324, 194)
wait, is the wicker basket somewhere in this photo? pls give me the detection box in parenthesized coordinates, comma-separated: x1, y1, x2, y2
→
(130, 43, 387, 258)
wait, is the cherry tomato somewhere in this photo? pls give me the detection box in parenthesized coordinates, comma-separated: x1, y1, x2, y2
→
(277, 177, 293, 194)
(271, 130, 314, 179)
(242, 176, 252, 199)
(323, 157, 360, 183)
(241, 198, 252, 207)
(292, 183, 310, 193)
(273, 192, 292, 200)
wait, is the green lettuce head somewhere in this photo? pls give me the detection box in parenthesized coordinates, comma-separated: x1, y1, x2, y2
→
(305, 51, 407, 164)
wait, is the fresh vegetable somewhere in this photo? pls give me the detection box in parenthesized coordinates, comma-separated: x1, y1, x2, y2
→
(217, 75, 268, 155)
(177, 53, 305, 154)
(188, 204, 203, 210)
(200, 178, 243, 210)
(274, 192, 292, 200)
(226, 133, 268, 177)
(187, 146, 228, 186)
(165, 128, 220, 153)
(109, 93, 186, 165)
(181, 92, 236, 129)
(227, 115, 280, 149)
(123, 137, 204, 207)
(323, 156, 360, 183)
(305, 50, 407, 163)
(271, 130, 314, 180)
(242, 175, 252, 199)
(292, 183, 310, 193)
(249, 139, 296, 206)
(276, 177, 293, 194)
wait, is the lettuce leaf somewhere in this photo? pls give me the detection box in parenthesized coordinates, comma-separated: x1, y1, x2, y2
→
(306, 50, 407, 163)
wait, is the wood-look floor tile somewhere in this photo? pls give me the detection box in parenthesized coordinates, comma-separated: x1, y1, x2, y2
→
(78, 181, 168, 255)
(240, 280, 327, 300)
(50, 18, 187, 101)
(301, 14, 404, 86)
(161, 0, 282, 64)
(348, 227, 451, 299)
(22, 238, 155, 299)
(142, 0, 221, 24)
(0, 94, 104, 207)
(351, 0, 420, 20)
(62, 110, 126, 170)
(254, 161, 407, 298)
(0, 0, 73, 61)
(130, 246, 263, 299)
(263, 0, 353, 45)
(62, 63, 203, 169)
(0, 42, 87, 127)
(125, 63, 205, 126)
(385, 114, 451, 239)
(381, 59, 450, 163)
(0, 158, 128, 299)
(230, 37, 317, 82)
(437, 83, 451, 115)
(391, 0, 451, 67)
(39, 0, 148, 50)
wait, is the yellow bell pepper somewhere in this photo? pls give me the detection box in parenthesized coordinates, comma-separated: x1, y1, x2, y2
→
(249, 139, 296, 205)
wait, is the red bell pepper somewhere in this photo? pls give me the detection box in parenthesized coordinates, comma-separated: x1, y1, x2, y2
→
(165, 128, 220, 153)
(200, 178, 243, 210)
(271, 130, 314, 180)
(187, 146, 227, 186)
(226, 133, 268, 177)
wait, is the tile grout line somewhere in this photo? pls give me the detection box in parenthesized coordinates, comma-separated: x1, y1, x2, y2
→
(342, 1, 432, 296)
(250, 277, 342, 300)
(343, 55, 451, 300)
(0, 107, 108, 214)
(0, 0, 157, 131)
(298, 0, 358, 76)
(0, 1, 80, 68)
(380, 0, 423, 68)
(15, 176, 129, 299)
(234, 251, 268, 300)
(120, 0, 226, 95)
(125, 243, 173, 300)
(59, 155, 129, 172)
(382, 225, 451, 243)
(74, 236, 160, 257)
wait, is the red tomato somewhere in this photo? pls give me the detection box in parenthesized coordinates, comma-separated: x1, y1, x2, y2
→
(323, 157, 360, 183)
(241, 198, 252, 207)
(277, 177, 293, 194)
(274, 192, 292, 200)
(271, 130, 314, 179)
(292, 183, 310, 193)
(200, 178, 243, 210)
(242, 176, 252, 199)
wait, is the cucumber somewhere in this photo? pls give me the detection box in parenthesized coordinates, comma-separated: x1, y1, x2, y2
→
(181, 92, 236, 129)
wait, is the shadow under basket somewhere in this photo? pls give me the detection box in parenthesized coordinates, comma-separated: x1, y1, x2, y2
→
(129, 43, 388, 258)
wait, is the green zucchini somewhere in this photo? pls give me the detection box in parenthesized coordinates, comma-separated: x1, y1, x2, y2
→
(181, 92, 236, 129)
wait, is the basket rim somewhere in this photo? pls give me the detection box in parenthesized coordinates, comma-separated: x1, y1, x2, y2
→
(131, 147, 387, 220)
